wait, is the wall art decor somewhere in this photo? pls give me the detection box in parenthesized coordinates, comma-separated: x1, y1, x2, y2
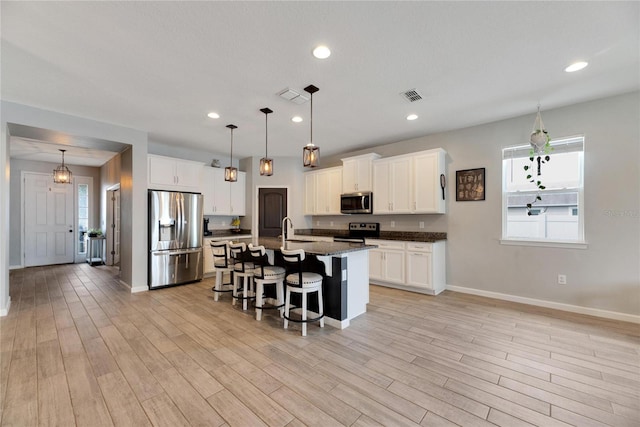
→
(456, 168, 485, 201)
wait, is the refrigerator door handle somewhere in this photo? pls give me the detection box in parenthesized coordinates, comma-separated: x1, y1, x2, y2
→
(152, 248, 201, 256)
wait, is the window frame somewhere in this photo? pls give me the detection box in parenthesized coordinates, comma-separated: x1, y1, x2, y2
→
(500, 135, 587, 249)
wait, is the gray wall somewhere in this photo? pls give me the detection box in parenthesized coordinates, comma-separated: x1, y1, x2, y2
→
(9, 158, 101, 267)
(318, 91, 640, 316)
(100, 153, 121, 232)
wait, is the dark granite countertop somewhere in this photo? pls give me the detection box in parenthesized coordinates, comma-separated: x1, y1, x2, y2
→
(294, 228, 447, 242)
(204, 229, 252, 238)
(258, 237, 376, 256)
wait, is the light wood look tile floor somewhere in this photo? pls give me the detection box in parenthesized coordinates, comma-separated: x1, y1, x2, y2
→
(1, 264, 639, 426)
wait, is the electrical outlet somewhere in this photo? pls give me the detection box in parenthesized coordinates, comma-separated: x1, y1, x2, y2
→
(558, 274, 567, 285)
(390, 221, 395, 228)
(316, 221, 320, 226)
(419, 221, 425, 229)
(330, 221, 334, 226)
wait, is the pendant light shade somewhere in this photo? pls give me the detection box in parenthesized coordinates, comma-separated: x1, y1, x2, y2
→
(225, 124, 238, 182)
(53, 149, 73, 184)
(259, 107, 274, 176)
(303, 84, 320, 168)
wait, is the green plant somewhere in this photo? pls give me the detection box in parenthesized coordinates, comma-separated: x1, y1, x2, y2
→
(524, 130, 553, 215)
(88, 228, 103, 236)
(231, 217, 240, 228)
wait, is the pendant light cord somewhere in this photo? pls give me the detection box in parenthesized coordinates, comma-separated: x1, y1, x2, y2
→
(265, 113, 268, 157)
(310, 92, 313, 145)
(230, 128, 234, 165)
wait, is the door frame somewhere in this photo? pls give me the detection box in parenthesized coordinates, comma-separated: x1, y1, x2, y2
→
(21, 171, 76, 267)
(106, 183, 121, 267)
(253, 185, 291, 239)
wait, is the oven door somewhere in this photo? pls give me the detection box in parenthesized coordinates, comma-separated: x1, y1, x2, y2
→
(340, 192, 372, 214)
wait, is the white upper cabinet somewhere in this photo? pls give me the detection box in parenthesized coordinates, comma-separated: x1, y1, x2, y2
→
(373, 156, 412, 214)
(413, 149, 446, 213)
(372, 148, 446, 214)
(304, 166, 343, 215)
(304, 173, 316, 216)
(201, 167, 246, 216)
(148, 155, 202, 191)
(341, 153, 380, 193)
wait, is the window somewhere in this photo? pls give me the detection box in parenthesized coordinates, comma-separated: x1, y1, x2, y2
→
(502, 136, 585, 246)
(77, 183, 89, 254)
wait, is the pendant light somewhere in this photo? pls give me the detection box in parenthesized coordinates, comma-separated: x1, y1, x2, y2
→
(259, 108, 274, 176)
(302, 84, 320, 167)
(53, 149, 73, 184)
(224, 124, 238, 182)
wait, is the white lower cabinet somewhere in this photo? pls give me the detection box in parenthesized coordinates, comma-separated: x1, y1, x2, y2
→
(367, 239, 446, 295)
(368, 240, 405, 285)
(406, 243, 433, 288)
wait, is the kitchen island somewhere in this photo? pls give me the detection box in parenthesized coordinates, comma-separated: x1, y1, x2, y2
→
(257, 237, 376, 329)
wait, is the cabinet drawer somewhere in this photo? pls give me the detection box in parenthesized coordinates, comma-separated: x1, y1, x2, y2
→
(406, 242, 432, 252)
(366, 239, 405, 250)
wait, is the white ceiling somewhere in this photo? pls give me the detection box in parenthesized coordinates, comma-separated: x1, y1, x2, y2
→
(2, 1, 638, 165)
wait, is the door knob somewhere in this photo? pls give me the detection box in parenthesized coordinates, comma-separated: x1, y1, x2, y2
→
(69, 229, 73, 233)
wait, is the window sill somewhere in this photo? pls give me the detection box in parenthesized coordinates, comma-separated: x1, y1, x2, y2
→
(500, 239, 588, 250)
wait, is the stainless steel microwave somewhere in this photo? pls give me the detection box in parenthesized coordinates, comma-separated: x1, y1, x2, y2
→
(340, 192, 373, 214)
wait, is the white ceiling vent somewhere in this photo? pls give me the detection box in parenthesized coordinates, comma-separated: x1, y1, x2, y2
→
(400, 89, 423, 103)
(278, 88, 309, 104)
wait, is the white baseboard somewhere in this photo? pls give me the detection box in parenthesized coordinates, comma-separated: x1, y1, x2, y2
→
(446, 285, 640, 324)
(0, 297, 11, 316)
(130, 284, 148, 293)
(9, 265, 22, 270)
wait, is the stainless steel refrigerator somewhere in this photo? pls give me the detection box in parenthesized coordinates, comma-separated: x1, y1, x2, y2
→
(148, 190, 203, 289)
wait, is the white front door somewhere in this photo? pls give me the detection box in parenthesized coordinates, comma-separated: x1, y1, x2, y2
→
(24, 173, 75, 267)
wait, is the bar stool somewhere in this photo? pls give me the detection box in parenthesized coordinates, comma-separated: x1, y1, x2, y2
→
(248, 244, 285, 321)
(210, 240, 233, 301)
(229, 242, 255, 310)
(280, 248, 324, 336)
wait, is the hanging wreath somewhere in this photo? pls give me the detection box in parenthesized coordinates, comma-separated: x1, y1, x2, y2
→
(524, 106, 552, 215)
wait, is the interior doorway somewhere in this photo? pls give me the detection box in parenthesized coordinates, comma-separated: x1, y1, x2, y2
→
(258, 187, 287, 237)
(106, 185, 121, 267)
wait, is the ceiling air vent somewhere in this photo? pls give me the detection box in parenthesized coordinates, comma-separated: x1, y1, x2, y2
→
(401, 88, 423, 103)
(278, 88, 309, 104)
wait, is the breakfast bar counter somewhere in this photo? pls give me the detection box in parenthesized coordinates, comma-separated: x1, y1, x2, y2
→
(257, 237, 376, 329)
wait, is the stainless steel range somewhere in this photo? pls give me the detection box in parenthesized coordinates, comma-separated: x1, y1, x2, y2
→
(333, 222, 380, 243)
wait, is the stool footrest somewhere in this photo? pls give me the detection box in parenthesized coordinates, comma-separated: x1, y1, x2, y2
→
(255, 302, 285, 311)
(283, 310, 325, 323)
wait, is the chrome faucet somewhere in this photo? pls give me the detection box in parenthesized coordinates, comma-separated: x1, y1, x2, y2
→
(282, 216, 293, 247)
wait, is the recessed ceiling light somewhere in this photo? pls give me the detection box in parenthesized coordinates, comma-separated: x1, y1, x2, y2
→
(564, 61, 588, 72)
(406, 114, 418, 121)
(313, 45, 331, 59)
(207, 112, 220, 119)
(291, 116, 303, 123)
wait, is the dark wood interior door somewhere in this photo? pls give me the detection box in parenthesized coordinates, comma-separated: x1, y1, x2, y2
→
(259, 188, 287, 237)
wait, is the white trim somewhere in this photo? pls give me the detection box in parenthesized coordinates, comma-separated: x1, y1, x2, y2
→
(499, 239, 588, 249)
(0, 296, 11, 316)
(446, 285, 640, 324)
(9, 265, 22, 270)
(123, 279, 149, 294)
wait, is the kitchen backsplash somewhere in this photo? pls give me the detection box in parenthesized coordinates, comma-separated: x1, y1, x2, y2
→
(310, 214, 448, 232)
